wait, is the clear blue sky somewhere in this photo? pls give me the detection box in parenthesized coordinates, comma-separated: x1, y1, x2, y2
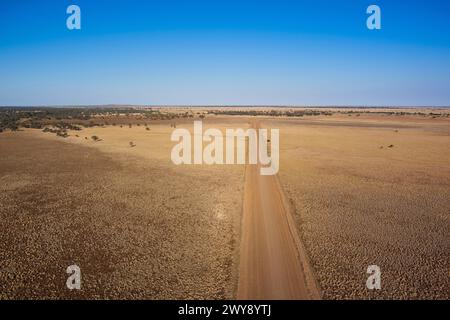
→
(1, 0, 449, 106)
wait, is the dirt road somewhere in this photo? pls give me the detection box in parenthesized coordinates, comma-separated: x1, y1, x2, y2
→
(237, 122, 321, 300)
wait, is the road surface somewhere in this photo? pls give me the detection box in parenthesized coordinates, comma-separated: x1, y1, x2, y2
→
(237, 121, 321, 300)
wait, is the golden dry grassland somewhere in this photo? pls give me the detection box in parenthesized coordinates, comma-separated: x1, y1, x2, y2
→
(268, 116, 450, 299)
(0, 110, 449, 299)
(0, 123, 244, 299)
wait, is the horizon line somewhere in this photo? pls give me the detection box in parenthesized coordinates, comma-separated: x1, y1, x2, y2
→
(1, 105, 450, 109)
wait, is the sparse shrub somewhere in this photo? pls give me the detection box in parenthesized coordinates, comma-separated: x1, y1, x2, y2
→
(56, 131, 69, 138)
(91, 135, 100, 142)
(146, 127, 150, 131)
(129, 141, 136, 147)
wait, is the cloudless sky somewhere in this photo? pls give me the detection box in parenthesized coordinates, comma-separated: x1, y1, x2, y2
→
(0, 0, 449, 106)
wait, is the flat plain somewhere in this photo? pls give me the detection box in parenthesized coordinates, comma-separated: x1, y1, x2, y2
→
(0, 108, 449, 299)
(0, 123, 244, 299)
(268, 115, 450, 299)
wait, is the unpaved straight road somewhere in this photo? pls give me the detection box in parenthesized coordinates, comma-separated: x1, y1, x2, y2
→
(237, 121, 321, 300)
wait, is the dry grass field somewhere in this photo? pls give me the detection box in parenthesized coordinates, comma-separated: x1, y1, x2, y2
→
(268, 116, 450, 299)
(0, 124, 244, 299)
(0, 109, 449, 300)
